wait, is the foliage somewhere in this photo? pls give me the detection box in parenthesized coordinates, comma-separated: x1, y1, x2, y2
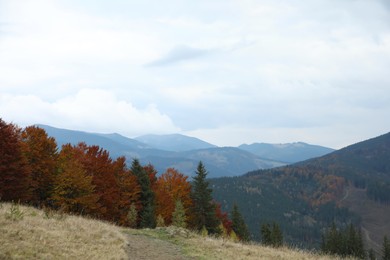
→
(20, 126, 58, 205)
(5, 202, 24, 221)
(52, 152, 98, 214)
(131, 158, 156, 228)
(231, 203, 250, 241)
(154, 168, 192, 225)
(261, 222, 283, 247)
(0, 119, 31, 201)
(127, 203, 138, 228)
(321, 223, 365, 259)
(172, 199, 186, 228)
(156, 214, 165, 227)
(190, 161, 220, 234)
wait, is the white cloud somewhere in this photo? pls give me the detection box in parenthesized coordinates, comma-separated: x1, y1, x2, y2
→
(0, 89, 180, 136)
(0, 0, 389, 148)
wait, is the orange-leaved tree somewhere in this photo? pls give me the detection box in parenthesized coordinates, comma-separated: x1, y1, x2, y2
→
(113, 156, 141, 226)
(52, 145, 98, 214)
(20, 126, 58, 205)
(155, 168, 192, 225)
(0, 119, 31, 201)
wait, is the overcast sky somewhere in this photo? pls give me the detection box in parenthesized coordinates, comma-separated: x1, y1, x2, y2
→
(1, 0, 389, 149)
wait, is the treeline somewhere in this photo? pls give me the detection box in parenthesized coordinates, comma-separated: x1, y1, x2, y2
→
(0, 119, 251, 240)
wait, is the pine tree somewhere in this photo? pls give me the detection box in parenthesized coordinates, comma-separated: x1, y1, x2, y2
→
(261, 223, 272, 246)
(321, 223, 365, 259)
(271, 222, 283, 247)
(261, 222, 283, 247)
(190, 161, 220, 234)
(172, 199, 186, 228)
(131, 159, 156, 228)
(231, 203, 250, 241)
(383, 235, 390, 260)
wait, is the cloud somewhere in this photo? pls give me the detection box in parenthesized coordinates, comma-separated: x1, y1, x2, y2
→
(146, 45, 213, 67)
(0, 89, 180, 137)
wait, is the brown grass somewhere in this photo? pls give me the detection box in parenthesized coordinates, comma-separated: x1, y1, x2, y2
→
(127, 227, 343, 260)
(1, 203, 344, 260)
(0, 202, 127, 259)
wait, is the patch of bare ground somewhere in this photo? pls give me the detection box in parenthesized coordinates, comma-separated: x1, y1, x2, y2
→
(339, 185, 390, 254)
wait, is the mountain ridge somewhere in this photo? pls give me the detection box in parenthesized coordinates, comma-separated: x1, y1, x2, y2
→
(36, 124, 334, 177)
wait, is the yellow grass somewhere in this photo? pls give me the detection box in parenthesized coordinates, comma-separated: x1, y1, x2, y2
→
(0, 203, 127, 259)
(1, 203, 345, 260)
(127, 227, 344, 260)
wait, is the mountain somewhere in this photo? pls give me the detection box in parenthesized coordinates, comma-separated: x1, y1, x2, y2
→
(238, 142, 335, 163)
(135, 134, 217, 152)
(36, 125, 284, 177)
(140, 147, 285, 177)
(210, 132, 390, 252)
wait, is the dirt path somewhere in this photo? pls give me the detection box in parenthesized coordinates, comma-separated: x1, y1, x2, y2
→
(124, 233, 191, 260)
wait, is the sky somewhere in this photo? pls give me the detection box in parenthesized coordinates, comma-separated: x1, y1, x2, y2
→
(1, 0, 390, 149)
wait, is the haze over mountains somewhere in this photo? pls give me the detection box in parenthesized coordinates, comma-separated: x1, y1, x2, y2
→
(37, 124, 334, 177)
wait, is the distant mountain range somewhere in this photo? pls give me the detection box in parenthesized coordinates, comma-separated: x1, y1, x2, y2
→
(36, 124, 334, 177)
(211, 132, 390, 253)
(239, 142, 334, 163)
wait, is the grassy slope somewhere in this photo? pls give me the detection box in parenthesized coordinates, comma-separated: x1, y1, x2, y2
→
(1, 203, 339, 260)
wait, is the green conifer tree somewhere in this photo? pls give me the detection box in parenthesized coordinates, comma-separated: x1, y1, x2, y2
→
(131, 159, 156, 228)
(271, 222, 283, 247)
(172, 199, 186, 228)
(190, 161, 220, 234)
(261, 223, 272, 246)
(231, 203, 250, 242)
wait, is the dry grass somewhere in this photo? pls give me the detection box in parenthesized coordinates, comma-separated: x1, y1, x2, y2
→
(0, 202, 128, 259)
(127, 227, 343, 260)
(182, 236, 337, 260)
(1, 203, 345, 260)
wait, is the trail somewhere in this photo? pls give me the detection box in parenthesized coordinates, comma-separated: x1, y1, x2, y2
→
(124, 233, 191, 260)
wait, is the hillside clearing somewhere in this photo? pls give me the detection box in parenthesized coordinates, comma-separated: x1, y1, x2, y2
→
(1, 203, 340, 259)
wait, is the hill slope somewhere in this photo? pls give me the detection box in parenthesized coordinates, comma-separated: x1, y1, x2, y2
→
(239, 142, 334, 163)
(211, 132, 390, 252)
(0, 203, 336, 259)
(135, 133, 217, 151)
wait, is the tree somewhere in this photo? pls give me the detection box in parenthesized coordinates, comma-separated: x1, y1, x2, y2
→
(231, 203, 250, 241)
(271, 222, 283, 247)
(383, 235, 390, 260)
(131, 159, 156, 228)
(0, 119, 31, 201)
(82, 144, 121, 221)
(172, 199, 187, 228)
(215, 202, 232, 236)
(189, 161, 220, 234)
(113, 157, 141, 226)
(321, 223, 365, 258)
(20, 126, 58, 205)
(155, 168, 192, 225)
(261, 222, 283, 247)
(52, 157, 98, 214)
(261, 223, 272, 246)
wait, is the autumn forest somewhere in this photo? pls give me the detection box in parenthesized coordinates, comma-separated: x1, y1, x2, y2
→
(0, 119, 242, 239)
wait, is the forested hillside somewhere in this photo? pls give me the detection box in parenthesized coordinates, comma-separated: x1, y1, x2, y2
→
(211, 132, 390, 254)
